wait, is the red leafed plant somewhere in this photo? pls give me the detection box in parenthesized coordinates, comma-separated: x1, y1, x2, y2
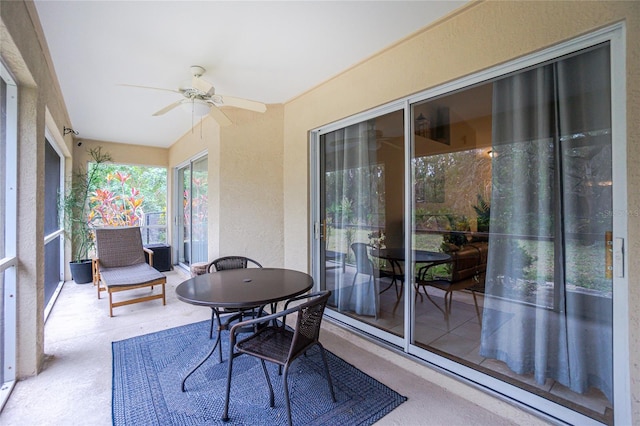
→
(88, 171, 144, 227)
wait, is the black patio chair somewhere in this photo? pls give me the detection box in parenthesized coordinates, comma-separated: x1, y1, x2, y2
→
(222, 290, 336, 426)
(203, 256, 264, 361)
(206, 255, 263, 272)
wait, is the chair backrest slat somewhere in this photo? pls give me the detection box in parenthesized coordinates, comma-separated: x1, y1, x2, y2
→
(289, 291, 330, 358)
(95, 227, 146, 268)
(209, 256, 262, 272)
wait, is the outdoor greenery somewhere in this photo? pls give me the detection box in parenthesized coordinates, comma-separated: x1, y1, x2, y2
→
(89, 162, 168, 244)
(90, 163, 167, 219)
(60, 147, 168, 262)
(324, 141, 611, 298)
(183, 168, 208, 247)
(472, 193, 491, 232)
(60, 146, 112, 262)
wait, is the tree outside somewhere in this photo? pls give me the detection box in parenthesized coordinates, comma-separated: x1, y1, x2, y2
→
(88, 162, 168, 244)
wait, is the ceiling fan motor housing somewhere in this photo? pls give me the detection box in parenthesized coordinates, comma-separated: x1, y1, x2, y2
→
(190, 65, 206, 78)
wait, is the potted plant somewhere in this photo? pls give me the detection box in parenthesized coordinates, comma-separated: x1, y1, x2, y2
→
(60, 146, 112, 283)
(472, 193, 491, 233)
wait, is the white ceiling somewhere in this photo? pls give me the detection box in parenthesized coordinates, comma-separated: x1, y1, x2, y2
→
(34, 1, 467, 148)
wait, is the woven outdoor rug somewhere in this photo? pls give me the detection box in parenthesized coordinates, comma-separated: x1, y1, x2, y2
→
(112, 320, 407, 425)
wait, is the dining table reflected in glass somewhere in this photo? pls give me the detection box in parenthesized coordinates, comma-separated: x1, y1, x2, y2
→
(371, 247, 453, 288)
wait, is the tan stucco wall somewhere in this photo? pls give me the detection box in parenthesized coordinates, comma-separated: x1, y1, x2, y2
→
(283, 0, 639, 422)
(168, 114, 220, 261)
(1, 1, 76, 377)
(217, 105, 285, 266)
(168, 105, 284, 267)
(73, 138, 168, 169)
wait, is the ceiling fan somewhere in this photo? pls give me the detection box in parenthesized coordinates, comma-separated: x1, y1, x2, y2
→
(122, 65, 267, 126)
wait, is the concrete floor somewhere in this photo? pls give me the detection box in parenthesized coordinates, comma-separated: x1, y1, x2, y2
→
(0, 269, 550, 425)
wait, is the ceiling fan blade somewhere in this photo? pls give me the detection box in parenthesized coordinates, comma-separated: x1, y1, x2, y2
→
(207, 104, 232, 126)
(118, 84, 180, 94)
(218, 95, 267, 113)
(192, 76, 215, 96)
(152, 100, 184, 116)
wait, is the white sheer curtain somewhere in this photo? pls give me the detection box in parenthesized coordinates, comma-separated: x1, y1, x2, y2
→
(325, 120, 380, 316)
(480, 44, 613, 401)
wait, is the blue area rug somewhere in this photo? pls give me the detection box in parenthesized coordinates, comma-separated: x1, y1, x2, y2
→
(112, 320, 407, 425)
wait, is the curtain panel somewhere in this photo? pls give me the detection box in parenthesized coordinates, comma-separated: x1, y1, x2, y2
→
(480, 44, 613, 402)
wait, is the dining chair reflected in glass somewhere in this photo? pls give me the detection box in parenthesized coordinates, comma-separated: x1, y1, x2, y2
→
(350, 242, 405, 318)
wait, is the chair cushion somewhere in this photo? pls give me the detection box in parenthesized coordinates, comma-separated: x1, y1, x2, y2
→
(99, 263, 165, 287)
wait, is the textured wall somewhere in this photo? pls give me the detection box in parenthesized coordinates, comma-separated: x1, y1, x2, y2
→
(168, 105, 284, 268)
(217, 105, 285, 267)
(2, 1, 76, 377)
(283, 0, 639, 422)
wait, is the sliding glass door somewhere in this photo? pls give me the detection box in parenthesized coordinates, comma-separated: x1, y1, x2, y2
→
(318, 110, 405, 339)
(313, 34, 623, 424)
(176, 155, 208, 268)
(410, 43, 613, 423)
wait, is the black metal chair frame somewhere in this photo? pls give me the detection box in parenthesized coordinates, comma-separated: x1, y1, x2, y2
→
(206, 255, 263, 273)
(415, 259, 483, 324)
(204, 256, 264, 362)
(222, 291, 336, 426)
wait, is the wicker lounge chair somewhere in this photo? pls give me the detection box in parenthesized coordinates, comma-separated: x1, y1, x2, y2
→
(93, 227, 166, 317)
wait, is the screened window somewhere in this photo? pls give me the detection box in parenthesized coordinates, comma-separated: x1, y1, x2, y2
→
(0, 60, 18, 410)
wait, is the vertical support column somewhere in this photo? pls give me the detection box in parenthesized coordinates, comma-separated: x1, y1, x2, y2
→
(16, 87, 45, 377)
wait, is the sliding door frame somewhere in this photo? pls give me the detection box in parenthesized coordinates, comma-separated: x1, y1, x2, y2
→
(174, 151, 208, 270)
(0, 59, 18, 412)
(403, 22, 628, 426)
(310, 22, 628, 425)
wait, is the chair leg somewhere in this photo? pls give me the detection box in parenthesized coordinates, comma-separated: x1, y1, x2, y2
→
(370, 276, 378, 319)
(471, 291, 482, 324)
(259, 359, 275, 408)
(221, 348, 234, 422)
(318, 343, 336, 403)
(209, 309, 215, 339)
(379, 278, 394, 295)
(414, 283, 424, 302)
(216, 312, 224, 363)
(108, 291, 114, 317)
(395, 279, 403, 300)
(282, 364, 293, 426)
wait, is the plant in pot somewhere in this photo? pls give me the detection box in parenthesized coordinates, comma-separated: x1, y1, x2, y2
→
(60, 146, 112, 284)
(472, 193, 491, 233)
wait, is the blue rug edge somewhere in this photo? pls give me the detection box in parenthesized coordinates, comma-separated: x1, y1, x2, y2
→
(111, 320, 408, 425)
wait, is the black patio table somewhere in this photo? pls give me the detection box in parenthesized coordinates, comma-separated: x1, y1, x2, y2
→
(176, 267, 313, 392)
(372, 248, 452, 266)
(371, 248, 452, 298)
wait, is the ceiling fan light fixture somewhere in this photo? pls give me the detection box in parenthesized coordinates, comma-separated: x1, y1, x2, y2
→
(181, 99, 210, 116)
